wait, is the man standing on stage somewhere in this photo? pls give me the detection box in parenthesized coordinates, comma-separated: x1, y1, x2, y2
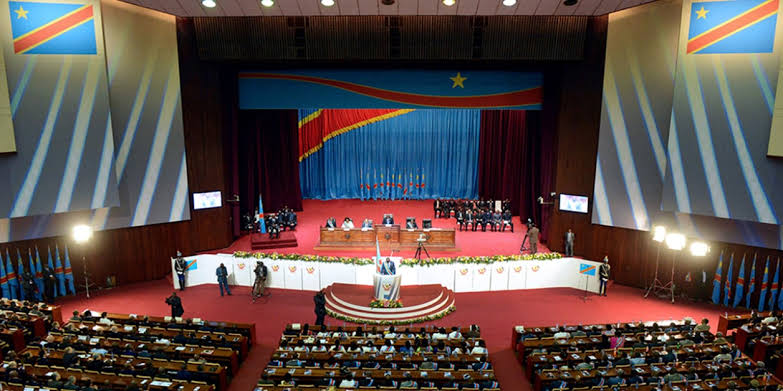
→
(314, 290, 327, 326)
(216, 263, 232, 296)
(381, 258, 396, 275)
(174, 251, 187, 291)
(166, 292, 184, 318)
(528, 224, 540, 254)
(564, 229, 575, 257)
(253, 261, 268, 299)
(43, 264, 57, 303)
(599, 256, 611, 296)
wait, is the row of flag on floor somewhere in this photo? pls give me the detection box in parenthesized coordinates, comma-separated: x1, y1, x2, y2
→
(712, 252, 783, 311)
(0, 245, 76, 301)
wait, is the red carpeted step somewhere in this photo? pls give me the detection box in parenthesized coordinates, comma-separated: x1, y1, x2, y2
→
(250, 231, 298, 250)
(323, 283, 456, 323)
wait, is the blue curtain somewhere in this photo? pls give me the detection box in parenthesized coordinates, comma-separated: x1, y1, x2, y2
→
(299, 109, 480, 200)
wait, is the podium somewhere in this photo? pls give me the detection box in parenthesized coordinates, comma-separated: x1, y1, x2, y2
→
(373, 273, 401, 301)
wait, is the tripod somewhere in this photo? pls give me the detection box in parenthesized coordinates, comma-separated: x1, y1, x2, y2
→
(414, 240, 430, 260)
(520, 233, 529, 253)
(644, 246, 677, 303)
(82, 255, 96, 299)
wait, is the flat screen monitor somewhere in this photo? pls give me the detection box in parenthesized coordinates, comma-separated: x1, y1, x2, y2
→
(193, 191, 222, 210)
(559, 194, 589, 213)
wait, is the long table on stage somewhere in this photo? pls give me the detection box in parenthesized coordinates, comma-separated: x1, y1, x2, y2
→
(316, 224, 456, 251)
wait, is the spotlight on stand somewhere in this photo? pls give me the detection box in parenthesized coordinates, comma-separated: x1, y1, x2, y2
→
(665, 233, 686, 251)
(72, 224, 96, 298)
(689, 241, 710, 257)
(73, 225, 92, 243)
(652, 225, 667, 243)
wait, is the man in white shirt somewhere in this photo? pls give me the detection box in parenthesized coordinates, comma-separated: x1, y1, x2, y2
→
(470, 341, 488, 355)
(432, 328, 448, 340)
(448, 327, 463, 339)
(98, 312, 114, 325)
(341, 217, 355, 229)
(762, 311, 779, 324)
(553, 327, 570, 339)
(339, 375, 357, 388)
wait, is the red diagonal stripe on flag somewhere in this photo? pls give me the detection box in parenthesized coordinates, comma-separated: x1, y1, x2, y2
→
(13, 5, 94, 54)
(686, 0, 779, 53)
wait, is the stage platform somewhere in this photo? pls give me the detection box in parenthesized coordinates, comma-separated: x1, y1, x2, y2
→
(207, 199, 550, 258)
(250, 231, 298, 250)
(324, 283, 455, 324)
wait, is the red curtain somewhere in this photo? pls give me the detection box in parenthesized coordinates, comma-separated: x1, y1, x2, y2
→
(237, 110, 303, 218)
(478, 110, 555, 242)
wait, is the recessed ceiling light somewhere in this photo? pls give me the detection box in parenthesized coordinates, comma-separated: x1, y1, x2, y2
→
(202, 0, 216, 7)
(502, 0, 516, 5)
(321, 0, 334, 6)
(442, 0, 455, 6)
(260, 0, 274, 7)
(381, 0, 395, 4)
(563, 0, 577, 5)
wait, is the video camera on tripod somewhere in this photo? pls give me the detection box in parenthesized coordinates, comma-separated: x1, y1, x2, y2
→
(414, 233, 430, 260)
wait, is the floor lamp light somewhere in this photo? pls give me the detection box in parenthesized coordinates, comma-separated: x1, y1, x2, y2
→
(72, 225, 95, 299)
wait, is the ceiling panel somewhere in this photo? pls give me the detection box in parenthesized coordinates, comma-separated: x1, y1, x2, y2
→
(121, 0, 652, 16)
(514, 0, 539, 14)
(397, 0, 418, 14)
(456, 0, 479, 14)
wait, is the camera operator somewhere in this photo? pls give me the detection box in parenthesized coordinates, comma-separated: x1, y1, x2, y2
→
(253, 261, 268, 299)
(165, 292, 184, 318)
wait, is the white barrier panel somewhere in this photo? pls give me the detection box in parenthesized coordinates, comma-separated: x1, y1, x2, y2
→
(453, 264, 473, 292)
(490, 263, 509, 291)
(301, 264, 320, 291)
(172, 256, 601, 294)
(472, 265, 491, 291)
(508, 262, 527, 290)
(284, 261, 303, 290)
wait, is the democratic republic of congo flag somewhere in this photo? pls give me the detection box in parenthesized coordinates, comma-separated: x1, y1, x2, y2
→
(686, 0, 779, 54)
(8, 1, 97, 55)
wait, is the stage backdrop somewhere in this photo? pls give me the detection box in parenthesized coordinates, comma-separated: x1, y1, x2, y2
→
(299, 109, 480, 200)
(239, 70, 543, 110)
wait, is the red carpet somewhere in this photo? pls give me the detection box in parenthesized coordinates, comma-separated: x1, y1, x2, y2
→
(205, 199, 550, 258)
(54, 279, 736, 391)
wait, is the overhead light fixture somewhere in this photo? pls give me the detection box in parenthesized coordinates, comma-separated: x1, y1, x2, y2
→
(503, 0, 516, 5)
(564, 0, 577, 5)
(260, 0, 274, 6)
(202, 0, 216, 7)
(665, 233, 686, 251)
(442, 0, 456, 6)
(689, 242, 710, 257)
(652, 225, 667, 243)
(321, 0, 334, 6)
(381, 0, 395, 4)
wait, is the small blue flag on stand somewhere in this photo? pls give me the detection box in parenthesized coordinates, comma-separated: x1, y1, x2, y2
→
(258, 194, 267, 234)
(712, 251, 724, 304)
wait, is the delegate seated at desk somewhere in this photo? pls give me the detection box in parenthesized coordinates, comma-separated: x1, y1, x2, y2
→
(382, 215, 394, 225)
(325, 217, 337, 228)
(341, 217, 355, 229)
(361, 219, 373, 229)
(406, 220, 418, 229)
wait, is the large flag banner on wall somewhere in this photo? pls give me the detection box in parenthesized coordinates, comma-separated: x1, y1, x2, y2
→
(8, 1, 97, 55)
(686, 0, 779, 54)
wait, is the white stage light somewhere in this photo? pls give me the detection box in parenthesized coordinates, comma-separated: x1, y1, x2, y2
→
(652, 225, 666, 243)
(73, 225, 93, 244)
(690, 241, 710, 257)
(202, 0, 216, 8)
(442, 0, 456, 6)
(321, 0, 335, 6)
(261, 0, 274, 6)
(665, 233, 686, 251)
(503, 0, 517, 5)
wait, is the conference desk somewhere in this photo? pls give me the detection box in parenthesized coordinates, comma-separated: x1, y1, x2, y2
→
(317, 225, 456, 251)
(717, 312, 766, 336)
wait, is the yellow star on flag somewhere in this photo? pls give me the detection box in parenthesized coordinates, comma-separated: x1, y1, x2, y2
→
(450, 72, 467, 88)
(695, 6, 708, 19)
(14, 5, 29, 19)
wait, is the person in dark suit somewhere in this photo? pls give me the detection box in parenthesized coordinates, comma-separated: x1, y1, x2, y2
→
(382, 214, 394, 225)
(501, 209, 514, 232)
(325, 217, 337, 228)
(433, 199, 441, 218)
(267, 214, 280, 239)
(43, 264, 57, 303)
(466, 209, 477, 231)
(216, 263, 232, 296)
(314, 290, 327, 326)
(406, 219, 418, 229)
(491, 210, 502, 232)
(599, 256, 611, 296)
(285, 208, 297, 231)
(165, 292, 184, 318)
(21, 270, 37, 301)
(455, 208, 466, 231)
(479, 209, 491, 232)
(528, 224, 540, 254)
(361, 218, 373, 229)
(565, 229, 575, 257)
(381, 258, 396, 275)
